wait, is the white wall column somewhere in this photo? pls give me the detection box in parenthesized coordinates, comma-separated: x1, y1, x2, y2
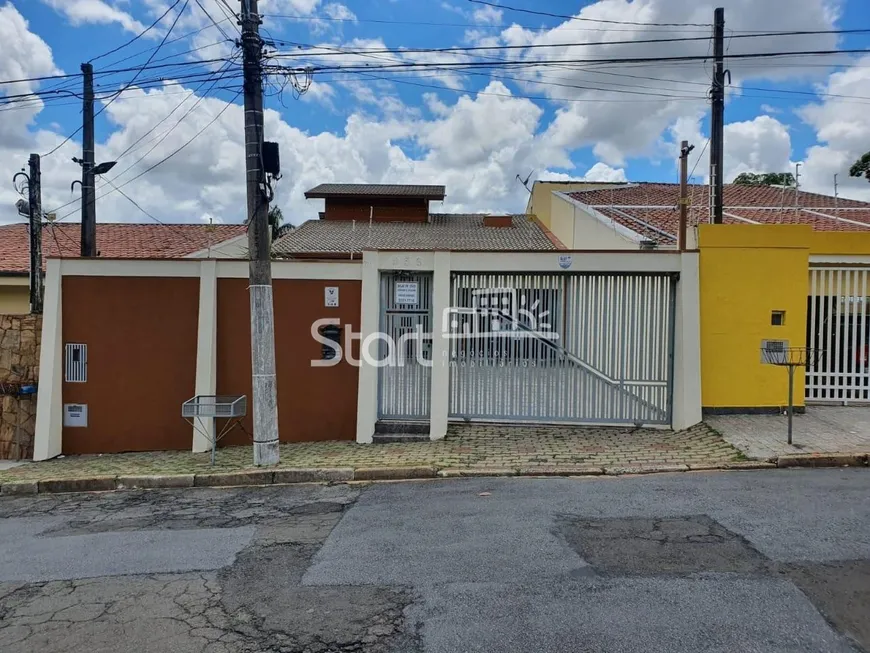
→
(671, 252, 702, 430)
(429, 251, 451, 440)
(355, 251, 380, 443)
(192, 259, 218, 452)
(33, 259, 63, 461)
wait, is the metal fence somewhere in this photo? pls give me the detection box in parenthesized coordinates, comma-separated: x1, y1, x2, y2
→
(448, 272, 676, 425)
(807, 267, 870, 402)
(378, 272, 433, 420)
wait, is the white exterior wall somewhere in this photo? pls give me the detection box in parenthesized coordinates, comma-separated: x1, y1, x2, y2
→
(33, 251, 703, 457)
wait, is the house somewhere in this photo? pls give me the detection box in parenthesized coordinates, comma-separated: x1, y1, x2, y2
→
(31, 183, 702, 459)
(534, 182, 870, 414)
(0, 222, 248, 314)
(523, 180, 628, 233)
(543, 182, 870, 249)
(274, 183, 564, 257)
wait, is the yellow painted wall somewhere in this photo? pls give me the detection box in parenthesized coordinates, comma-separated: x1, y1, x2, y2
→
(809, 231, 870, 255)
(526, 182, 621, 228)
(698, 224, 811, 408)
(0, 280, 30, 315)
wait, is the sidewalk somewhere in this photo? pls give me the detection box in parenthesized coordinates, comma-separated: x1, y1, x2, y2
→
(0, 423, 753, 493)
(708, 406, 870, 461)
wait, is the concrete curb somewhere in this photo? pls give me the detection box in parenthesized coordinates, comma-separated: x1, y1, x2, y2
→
(2, 457, 866, 495)
(776, 453, 869, 469)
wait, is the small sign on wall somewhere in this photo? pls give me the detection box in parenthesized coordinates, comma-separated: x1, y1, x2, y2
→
(63, 404, 88, 428)
(558, 255, 573, 270)
(325, 286, 339, 307)
(395, 281, 419, 306)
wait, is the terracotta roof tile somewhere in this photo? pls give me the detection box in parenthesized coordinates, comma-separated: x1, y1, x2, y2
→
(566, 183, 870, 245)
(304, 184, 446, 199)
(273, 214, 558, 255)
(0, 223, 246, 274)
(569, 182, 870, 210)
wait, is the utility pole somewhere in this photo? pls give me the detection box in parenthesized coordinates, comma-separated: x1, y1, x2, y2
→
(709, 7, 726, 224)
(794, 162, 802, 210)
(28, 154, 44, 314)
(81, 63, 96, 257)
(679, 141, 695, 251)
(241, 0, 280, 466)
(834, 173, 839, 212)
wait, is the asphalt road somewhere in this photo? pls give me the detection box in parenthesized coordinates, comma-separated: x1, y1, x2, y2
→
(0, 469, 868, 653)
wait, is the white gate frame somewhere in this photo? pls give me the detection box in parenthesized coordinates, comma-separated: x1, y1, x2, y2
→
(356, 250, 702, 443)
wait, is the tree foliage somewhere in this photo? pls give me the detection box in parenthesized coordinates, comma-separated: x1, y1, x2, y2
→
(268, 205, 284, 241)
(850, 152, 870, 182)
(732, 172, 796, 187)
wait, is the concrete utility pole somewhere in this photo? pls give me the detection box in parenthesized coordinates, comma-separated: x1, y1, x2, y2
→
(678, 141, 695, 252)
(240, 0, 280, 466)
(81, 63, 96, 257)
(794, 162, 802, 209)
(28, 154, 44, 314)
(709, 7, 726, 224)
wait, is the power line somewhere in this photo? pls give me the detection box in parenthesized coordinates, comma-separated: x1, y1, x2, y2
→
(53, 90, 241, 222)
(273, 47, 870, 74)
(269, 28, 870, 59)
(194, 0, 234, 42)
(42, 0, 192, 158)
(89, 0, 184, 63)
(467, 0, 713, 28)
(99, 177, 212, 249)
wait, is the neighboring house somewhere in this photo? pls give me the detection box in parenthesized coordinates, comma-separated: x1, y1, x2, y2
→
(274, 183, 564, 257)
(546, 182, 870, 249)
(524, 180, 627, 232)
(534, 181, 870, 414)
(0, 222, 247, 314)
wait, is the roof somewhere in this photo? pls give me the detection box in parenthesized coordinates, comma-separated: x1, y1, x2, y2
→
(272, 214, 560, 255)
(565, 183, 870, 245)
(304, 184, 446, 200)
(0, 222, 246, 274)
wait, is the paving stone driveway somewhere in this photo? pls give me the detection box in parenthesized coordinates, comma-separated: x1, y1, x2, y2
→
(0, 423, 743, 483)
(709, 406, 870, 460)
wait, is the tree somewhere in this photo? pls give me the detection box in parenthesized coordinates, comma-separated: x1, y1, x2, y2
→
(732, 172, 796, 186)
(268, 205, 284, 241)
(850, 152, 870, 182)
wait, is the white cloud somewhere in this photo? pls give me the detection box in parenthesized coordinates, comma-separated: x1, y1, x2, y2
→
(799, 56, 870, 200)
(582, 162, 628, 183)
(472, 4, 503, 25)
(724, 115, 794, 184)
(496, 0, 840, 165)
(323, 2, 356, 21)
(39, 0, 148, 35)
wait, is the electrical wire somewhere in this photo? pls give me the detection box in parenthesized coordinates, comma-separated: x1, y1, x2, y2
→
(42, 0, 193, 159)
(194, 0, 234, 42)
(52, 90, 242, 222)
(467, 0, 713, 28)
(268, 28, 870, 59)
(100, 176, 213, 248)
(89, 0, 184, 63)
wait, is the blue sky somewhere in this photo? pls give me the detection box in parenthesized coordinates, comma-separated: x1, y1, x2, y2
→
(2, 0, 870, 225)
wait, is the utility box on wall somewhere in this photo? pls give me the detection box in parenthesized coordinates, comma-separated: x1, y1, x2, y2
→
(64, 344, 87, 383)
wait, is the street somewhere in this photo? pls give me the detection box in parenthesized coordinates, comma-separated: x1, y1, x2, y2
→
(0, 469, 868, 653)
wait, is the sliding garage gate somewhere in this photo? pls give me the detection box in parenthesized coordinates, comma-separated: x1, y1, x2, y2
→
(807, 266, 870, 402)
(448, 272, 676, 425)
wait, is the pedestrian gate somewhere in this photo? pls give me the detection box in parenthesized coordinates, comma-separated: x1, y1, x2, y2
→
(807, 266, 870, 402)
(378, 272, 433, 420)
(447, 272, 676, 425)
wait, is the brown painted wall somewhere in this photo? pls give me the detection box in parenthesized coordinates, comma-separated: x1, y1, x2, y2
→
(323, 197, 428, 222)
(216, 278, 361, 445)
(61, 276, 199, 454)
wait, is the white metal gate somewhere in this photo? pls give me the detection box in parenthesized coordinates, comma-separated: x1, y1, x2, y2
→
(807, 266, 870, 402)
(378, 272, 433, 420)
(448, 272, 675, 425)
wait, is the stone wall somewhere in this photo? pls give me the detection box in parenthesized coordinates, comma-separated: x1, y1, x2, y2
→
(0, 314, 41, 460)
